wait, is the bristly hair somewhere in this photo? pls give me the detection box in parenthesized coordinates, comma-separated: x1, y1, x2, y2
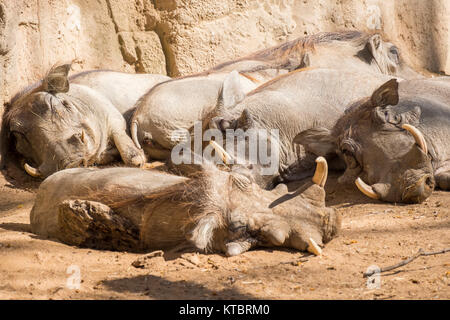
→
(101, 163, 230, 251)
(103, 162, 253, 251)
(211, 31, 370, 72)
(161, 31, 371, 84)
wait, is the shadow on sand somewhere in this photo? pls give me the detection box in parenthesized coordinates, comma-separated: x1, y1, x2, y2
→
(102, 274, 257, 300)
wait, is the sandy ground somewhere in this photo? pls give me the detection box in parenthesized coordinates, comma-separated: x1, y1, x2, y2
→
(0, 169, 449, 300)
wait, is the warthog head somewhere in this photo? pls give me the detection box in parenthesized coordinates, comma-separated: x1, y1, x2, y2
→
(1, 65, 108, 178)
(295, 79, 434, 203)
(178, 149, 340, 255)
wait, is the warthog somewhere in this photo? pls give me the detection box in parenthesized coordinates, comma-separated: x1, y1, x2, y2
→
(130, 70, 258, 160)
(130, 31, 420, 162)
(1, 64, 170, 178)
(295, 77, 450, 203)
(30, 157, 340, 256)
(209, 68, 394, 188)
(211, 31, 421, 81)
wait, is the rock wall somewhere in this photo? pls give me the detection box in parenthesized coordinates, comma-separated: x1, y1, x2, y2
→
(0, 0, 449, 108)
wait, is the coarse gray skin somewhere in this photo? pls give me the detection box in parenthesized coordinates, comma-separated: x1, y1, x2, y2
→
(30, 163, 340, 256)
(209, 68, 395, 189)
(295, 76, 450, 203)
(1, 64, 170, 178)
(130, 71, 258, 160)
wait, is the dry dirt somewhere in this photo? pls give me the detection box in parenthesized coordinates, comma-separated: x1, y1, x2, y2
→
(0, 169, 449, 300)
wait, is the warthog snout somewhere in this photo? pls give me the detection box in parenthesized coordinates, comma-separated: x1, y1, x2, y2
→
(402, 174, 435, 204)
(356, 171, 435, 204)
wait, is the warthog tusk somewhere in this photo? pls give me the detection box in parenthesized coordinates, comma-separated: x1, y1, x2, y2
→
(402, 124, 428, 155)
(24, 163, 41, 178)
(307, 238, 322, 256)
(355, 177, 379, 200)
(312, 156, 328, 187)
(209, 140, 234, 164)
(131, 120, 141, 149)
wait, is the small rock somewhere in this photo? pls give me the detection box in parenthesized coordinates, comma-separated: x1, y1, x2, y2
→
(182, 253, 201, 266)
(132, 250, 165, 268)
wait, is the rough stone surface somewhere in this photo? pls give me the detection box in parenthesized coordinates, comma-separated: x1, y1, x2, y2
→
(0, 0, 449, 109)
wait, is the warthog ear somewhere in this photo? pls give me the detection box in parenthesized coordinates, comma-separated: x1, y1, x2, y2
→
(370, 78, 399, 107)
(367, 34, 387, 67)
(235, 109, 254, 130)
(368, 34, 382, 54)
(293, 127, 336, 156)
(222, 70, 246, 109)
(42, 64, 71, 94)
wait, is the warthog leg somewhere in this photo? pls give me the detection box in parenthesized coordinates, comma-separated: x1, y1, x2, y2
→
(435, 171, 450, 190)
(112, 130, 147, 167)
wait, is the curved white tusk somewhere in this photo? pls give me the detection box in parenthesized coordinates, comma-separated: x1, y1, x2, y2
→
(209, 140, 234, 164)
(24, 163, 41, 178)
(131, 120, 141, 149)
(355, 177, 380, 200)
(312, 156, 328, 187)
(307, 238, 322, 256)
(402, 124, 428, 155)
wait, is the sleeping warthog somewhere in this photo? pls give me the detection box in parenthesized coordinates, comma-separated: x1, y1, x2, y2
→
(211, 31, 421, 81)
(130, 70, 258, 160)
(209, 68, 394, 188)
(1, 64, 170, 178)
(295, 77, 450, 203)
(30, 158, 340, 256)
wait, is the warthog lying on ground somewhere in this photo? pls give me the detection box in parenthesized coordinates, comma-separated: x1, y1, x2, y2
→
(295, 77, 450, 203)
(211, 31, 421, 81)
(30, 157, 340, 256)
(130, 70, 258, 160)
(130, 31, 420, 162)
(209, 68, 394, 188)
(1, 64, 170, 178)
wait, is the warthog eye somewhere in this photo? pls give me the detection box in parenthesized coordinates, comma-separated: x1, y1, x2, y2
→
(12, 130, 28, 143)
(389, 46, 399, 64)
(340, 139, 361, 169)
(389, 46, 399, 56)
